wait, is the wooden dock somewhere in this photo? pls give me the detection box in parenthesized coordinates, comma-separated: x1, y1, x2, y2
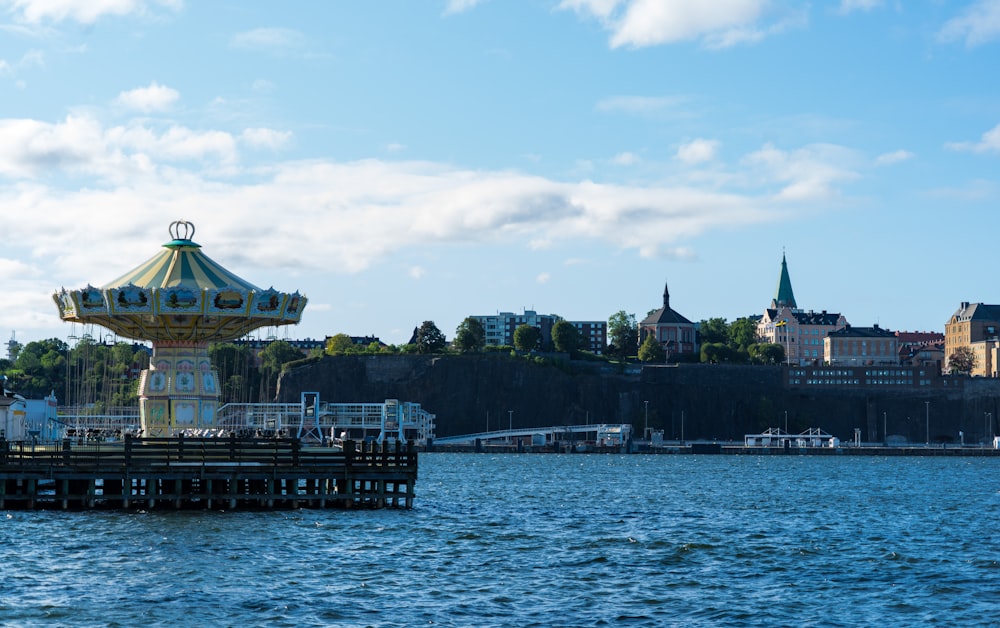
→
(0, 436, 417, 510)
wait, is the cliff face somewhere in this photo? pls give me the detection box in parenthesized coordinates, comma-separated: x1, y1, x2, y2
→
(277, 356, 1000, 444)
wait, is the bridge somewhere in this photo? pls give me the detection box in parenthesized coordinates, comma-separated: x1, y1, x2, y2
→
(432, 423, 633, 447)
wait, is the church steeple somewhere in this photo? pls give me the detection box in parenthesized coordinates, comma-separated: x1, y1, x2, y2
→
(771, 252, 797, 310)
(663, 281, 670, 309)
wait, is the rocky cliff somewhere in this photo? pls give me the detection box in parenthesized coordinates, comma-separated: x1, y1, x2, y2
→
(276, 355, 1000, 444)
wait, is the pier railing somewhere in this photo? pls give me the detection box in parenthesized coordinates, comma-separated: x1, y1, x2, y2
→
(0, 436, 417, 510)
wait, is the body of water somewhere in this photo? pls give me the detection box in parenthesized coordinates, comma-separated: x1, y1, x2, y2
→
(2, 453, 998, 626)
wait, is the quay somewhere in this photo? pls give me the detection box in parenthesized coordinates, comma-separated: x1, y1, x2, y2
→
(0, 435, 417, 511)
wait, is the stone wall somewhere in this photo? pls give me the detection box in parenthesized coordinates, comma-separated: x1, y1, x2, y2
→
(276, 355, 1000, 444)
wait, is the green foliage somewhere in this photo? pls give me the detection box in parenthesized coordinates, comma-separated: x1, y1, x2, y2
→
(701, 342, 739, 363)
(638, 333, 666, 363)
(209, 343, 260, 403)
(608, 311, 638, 359)
(415, 321, 447, 354)
(748, 343, 785, 365)
(454, 317, 486, 353)
(325, 333, 357, 355)
(698, 317, 729, 345)
(729, 317, 759, 350)
(551, 320, 581, 355)
(513, 324, 541, 352)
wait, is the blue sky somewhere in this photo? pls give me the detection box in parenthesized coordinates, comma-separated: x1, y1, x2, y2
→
(1, 0, 998, 349)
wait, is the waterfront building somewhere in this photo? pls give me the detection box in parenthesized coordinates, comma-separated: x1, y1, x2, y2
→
(756, 254, 847, 365)
(944, 302, 1000, 376)
(824, 324, 900, 366)
(638, 281, 697, 360)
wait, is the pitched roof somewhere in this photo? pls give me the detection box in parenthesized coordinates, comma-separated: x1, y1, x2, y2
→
(828, 324, 895, 338)
(770, 253, 797, 309)
(640, 281, 694, 326)
(949, 302, 1000, 323)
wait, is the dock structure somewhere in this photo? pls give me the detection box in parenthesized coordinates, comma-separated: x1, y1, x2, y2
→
(0, 436, 417, 511)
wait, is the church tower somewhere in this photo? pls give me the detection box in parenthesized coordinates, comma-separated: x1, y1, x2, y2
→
(770, 252, 798, 310)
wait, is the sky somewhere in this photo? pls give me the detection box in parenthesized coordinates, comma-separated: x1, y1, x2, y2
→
(1, 0, 999, 350)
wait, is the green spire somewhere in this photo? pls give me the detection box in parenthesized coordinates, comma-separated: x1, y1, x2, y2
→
(772, 252, 797, 309)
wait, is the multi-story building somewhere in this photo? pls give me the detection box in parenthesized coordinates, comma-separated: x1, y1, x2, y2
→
(638, 281, 698, 359)
(944, 302, 1000, 376)
(824, 324, 900, 366)
(756, 254, 847, 365)
(896, 331, 944, 371)
(569, 321, 608, 355)
(469, 310, 606, 353)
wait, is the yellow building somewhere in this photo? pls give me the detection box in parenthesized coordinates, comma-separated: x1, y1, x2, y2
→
(944, 302, 1000, 376)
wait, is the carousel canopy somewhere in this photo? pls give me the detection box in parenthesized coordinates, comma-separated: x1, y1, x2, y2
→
(54, 220, 306, 342)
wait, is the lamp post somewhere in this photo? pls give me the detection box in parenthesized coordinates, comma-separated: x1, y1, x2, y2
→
(883, 411, 887, 446)
(784, 410, 788, 433)
(508, 410, 513, 442)
(925, 401, 930, 445)
(644, 400, 648, 440)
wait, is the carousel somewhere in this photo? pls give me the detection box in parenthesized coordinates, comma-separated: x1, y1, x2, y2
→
(53, 220, 306, 436)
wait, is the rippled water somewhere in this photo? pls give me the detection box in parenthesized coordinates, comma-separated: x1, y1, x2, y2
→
(2, 454, 999, 627)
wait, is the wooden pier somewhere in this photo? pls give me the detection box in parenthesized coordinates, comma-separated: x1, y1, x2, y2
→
(0, 436, 417, 511)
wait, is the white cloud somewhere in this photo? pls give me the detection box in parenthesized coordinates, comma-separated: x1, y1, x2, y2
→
(612, 152, 640, 165)
(559, 0, 791, 49)
(742, 142, 861, 202)
(875, 149, 913, 166)
(251, 79, 276, 93)
(595, 95, 688, 114)
(386, 142, 406, 153)
(837, 0, 883, 15)
(945, 123, 1000, 153)
(676, 139, 719, 165)
(443, 0, 486, 16)
(6, 0, 181, 24)
(241, 128, 292, 151)
(0, 115, 246, 181)
(536, 272, 551, 284)
(114, 82, 179, 113)
(0, 112, 866, 338)
(938, 0, 1000, 47)
(230, 28, 306, 53)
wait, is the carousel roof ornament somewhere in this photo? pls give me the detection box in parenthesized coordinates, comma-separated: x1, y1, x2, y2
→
(53, 220, 307, 342)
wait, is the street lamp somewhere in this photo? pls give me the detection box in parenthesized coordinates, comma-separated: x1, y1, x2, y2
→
(644, 400, 648, 440)
(883, 411, 887, 446)
(508, 410, 513, 441)
(925, 401, 930, 445)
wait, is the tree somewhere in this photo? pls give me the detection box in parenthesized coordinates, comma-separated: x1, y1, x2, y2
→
(415, 321, 446, 354)
(729, 317, 759, 350)
(699, 317, 729, 345)
(948, 346, 976, 375)
(325, 333, 356, 355)
(513, 324, 541, 352)
(701, 342, 738, 364)
(638, 333, 665, 363)
(551, 320, 582, 355)
(209, 342, 259, 403)
(607, 311, 638, 359)
(454, 317, 486, 353)
(749, 342, 785, 365)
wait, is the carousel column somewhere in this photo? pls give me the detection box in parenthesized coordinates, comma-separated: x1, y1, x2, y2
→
(139, 341, 221, 436)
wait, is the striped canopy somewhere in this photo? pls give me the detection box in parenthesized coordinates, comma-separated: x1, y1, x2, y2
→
(101, 240, 259, 292)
